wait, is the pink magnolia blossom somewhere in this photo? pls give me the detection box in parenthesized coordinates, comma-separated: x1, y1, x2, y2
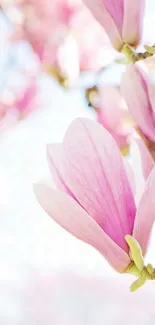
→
(34, 118, 155, 273)
(121, 63, 155, 144)
(43, 35, 80, 87)
(19, 0, 81, 24)
(71, 6, 113, 72)
(11, 0, 82, 60)
(11, 0, 113, 84)
(0, 77, 39, 129)
(91, 86, 133, 152)
(82, 0, 145, 51)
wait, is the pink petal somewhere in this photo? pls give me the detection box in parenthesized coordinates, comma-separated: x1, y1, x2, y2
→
(96, 87, 130, 149)
(130, 140, 147, 203)
(122, 0, 145, 47)
(100, 0, 124, 33)
(148, 79, 155, 115)
(61, 118, 136, 252)
(124, 159, 136, 196)
(47, 143, 77, 199)
(34, 184, 130, 272)
(136, 138, 154, 180)
(121, 64, 155, 142)
(97, 86, 125, 130)
(133, 166, 155, 255)
(107, 130, 128, 150)
(83, 0, 123, 50)
(16, 79, 37, 112)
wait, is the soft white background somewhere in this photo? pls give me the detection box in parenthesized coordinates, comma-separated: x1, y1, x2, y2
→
(1, 1, 155, 324)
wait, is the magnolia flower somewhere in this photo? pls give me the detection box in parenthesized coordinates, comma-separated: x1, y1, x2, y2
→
(121, 63, 155, 159)
(43, 35, 80, 88)
(88, 85, 133, 154)
(72, 6, 114, 72)
(34, 118, 155, 291)
(82, 0, 145, 51)
(0, 76, 39, 130)
(11, 0, 114, 86)
(11, 0, 80, 61)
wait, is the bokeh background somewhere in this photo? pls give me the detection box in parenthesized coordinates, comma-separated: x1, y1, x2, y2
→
(1, 0, 155, 324)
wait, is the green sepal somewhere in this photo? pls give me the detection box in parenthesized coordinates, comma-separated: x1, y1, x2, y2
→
(130, 277, 146, 292)
(146, 264, 154, 275)
(144, 45, 155, 54)
(115, 58, 130, 65)
(125, 235, 144, 272)
(127, 263, 141, 277)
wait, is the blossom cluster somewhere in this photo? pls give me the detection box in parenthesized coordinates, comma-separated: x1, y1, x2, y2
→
(33, 0, 155, 292)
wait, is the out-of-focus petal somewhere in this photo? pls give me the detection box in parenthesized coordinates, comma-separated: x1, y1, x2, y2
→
(97, 86, 126, 130)
(148, 79, 155, 115)
(96, 86, 131, 150)
(122, 0, 145, 47)
(83, 0, 123, 50)
(130, 139, 146, 203)
(98, 0, 124, 32)
(136, 138, 154, 180)
(83, 0, 144, 50)
(121, 64, 155, 142)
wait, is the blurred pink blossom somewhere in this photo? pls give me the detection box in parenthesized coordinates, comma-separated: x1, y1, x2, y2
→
(34, 118, 155, 272)
(90, 86, 133, 153)
(82, 0, 145, 51)
(11, 0, 82, 60)
(129, 138, 154, 203)
(14, 77, 39, 118)
(135, 138, 154, 180)
(10, 0, 113, 85)
(0, 76, 39, 134)
(121, 63, 155, 142)
(121, 63, 155, 161)
(71, 6, 113, 72)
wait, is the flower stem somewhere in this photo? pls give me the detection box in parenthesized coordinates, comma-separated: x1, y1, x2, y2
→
(120, 44, 154, 64)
